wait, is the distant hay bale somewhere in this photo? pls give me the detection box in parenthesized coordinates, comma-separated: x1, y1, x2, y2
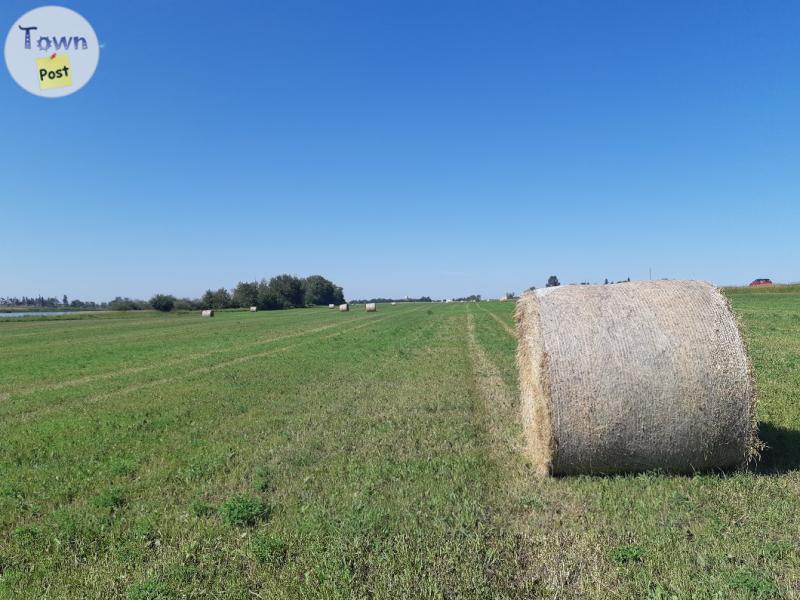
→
(249, 306, 257, 312)
(201, 309, 215, 318)
(391, 302, 397, 305)
(328, 304, 335, 309)
(515, 280, 758, 476)
(339, 304, 349, 312)
(366, 303, 377, 312)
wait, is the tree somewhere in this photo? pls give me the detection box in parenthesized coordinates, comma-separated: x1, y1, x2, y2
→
(604, 278, 609, 285)
(268, 274, 306, 308)
(202, 288, 232, 309)
(62, 294, 68, 306)
(232, 281, 259, 308)
(110, 297, 147, 310)
(304, 275, 344, 306)
(150, 294, 176, 312)
(174, 297, 201, 311)
(546, 275, 560, 288)
(256, 279, 283, 310)
(332, 285, 345, 305)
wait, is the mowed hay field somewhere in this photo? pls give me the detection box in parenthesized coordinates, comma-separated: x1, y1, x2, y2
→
(1, 289, 799, 598)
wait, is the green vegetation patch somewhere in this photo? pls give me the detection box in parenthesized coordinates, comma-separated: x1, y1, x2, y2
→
(219, 496, 270, 527)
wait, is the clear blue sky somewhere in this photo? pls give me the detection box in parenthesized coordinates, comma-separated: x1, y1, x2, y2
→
(2, 1, 798, 301)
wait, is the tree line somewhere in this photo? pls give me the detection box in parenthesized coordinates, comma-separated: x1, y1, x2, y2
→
(2, 274, 345, 313)
(0, 295, 104, 309)
(140, 274, 344, 312)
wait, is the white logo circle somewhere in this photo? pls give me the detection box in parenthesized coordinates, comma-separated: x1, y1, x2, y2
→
(4, 6, 99, 98)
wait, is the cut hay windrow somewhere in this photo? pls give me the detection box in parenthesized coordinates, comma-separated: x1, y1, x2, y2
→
(515, 280, 758, 476)
(366, 303, 377, 312)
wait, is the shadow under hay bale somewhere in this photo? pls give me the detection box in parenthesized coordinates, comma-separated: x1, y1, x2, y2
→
(515, 280, 759, 476)
(754, 423, 800, 474)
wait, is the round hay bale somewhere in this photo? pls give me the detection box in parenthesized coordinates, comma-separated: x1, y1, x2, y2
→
(515, 280, 758, 476)
(249, 306, 258, 312)
(339, 303, 349, 312)
(365, 303, 377, 312)
(201, 309, 215, 317)
(328, 303, 335, 309)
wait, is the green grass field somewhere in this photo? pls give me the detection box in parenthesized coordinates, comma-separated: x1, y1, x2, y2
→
(1, 288, 799, 598)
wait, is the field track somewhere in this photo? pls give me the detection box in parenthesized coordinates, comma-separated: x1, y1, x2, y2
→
(1, 291, 799, 597)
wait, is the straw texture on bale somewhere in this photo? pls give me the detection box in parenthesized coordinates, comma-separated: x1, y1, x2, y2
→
(366, 303, 377, 312)
(515, 280, 758, 476)
(250, 306, 258, 312)
(339, 304, 349, 312)
(201, 309, 215, 317)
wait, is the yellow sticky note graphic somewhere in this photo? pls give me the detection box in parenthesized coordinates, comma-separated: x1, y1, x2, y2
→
(36, 54, 73, 90)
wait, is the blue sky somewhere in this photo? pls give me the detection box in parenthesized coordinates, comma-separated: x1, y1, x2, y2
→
(2, 1, 798, 301)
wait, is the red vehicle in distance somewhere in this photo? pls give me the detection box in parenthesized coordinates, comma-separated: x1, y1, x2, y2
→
(749, 278, 774, 286)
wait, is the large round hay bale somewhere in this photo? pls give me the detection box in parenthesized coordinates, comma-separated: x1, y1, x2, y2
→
(339, 304, 349, 312)
(328, 304, 335, 309)
(366, 303, 377, 312)
(515, 280, 757, 476)
(249, 306, 258, 312)
(201, 309, 215, 317)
